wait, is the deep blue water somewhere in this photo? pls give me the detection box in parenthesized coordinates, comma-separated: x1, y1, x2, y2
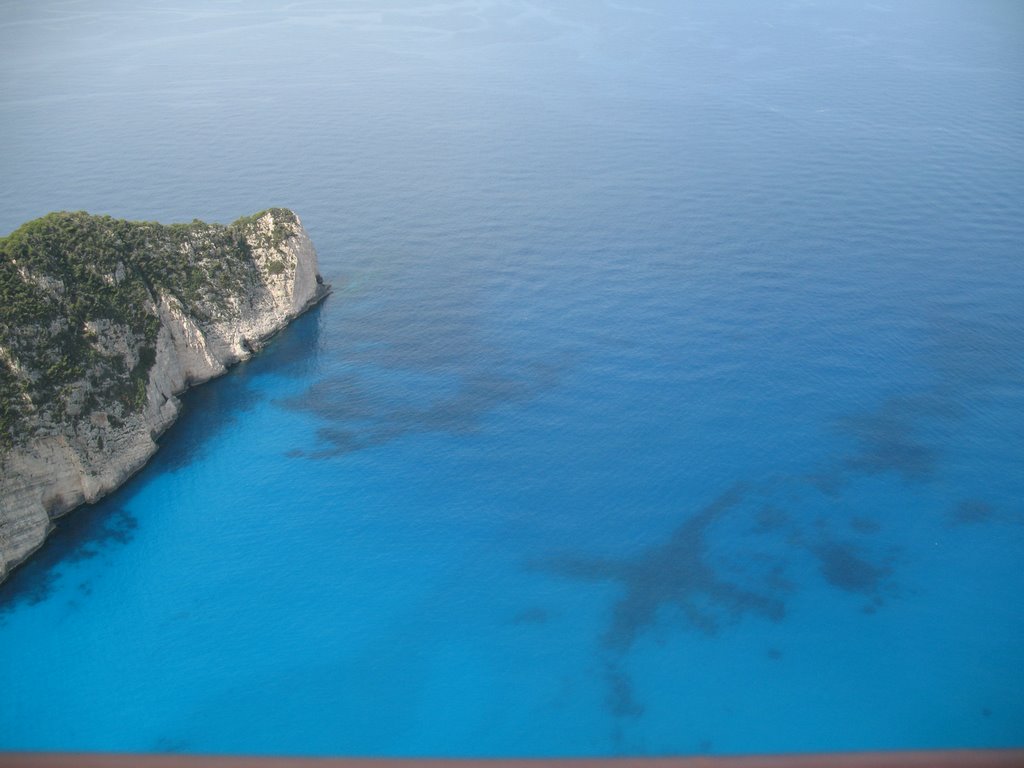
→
(2, 0, 1023, 757)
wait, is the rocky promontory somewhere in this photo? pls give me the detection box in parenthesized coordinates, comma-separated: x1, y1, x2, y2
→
(0, 208, 328, 582)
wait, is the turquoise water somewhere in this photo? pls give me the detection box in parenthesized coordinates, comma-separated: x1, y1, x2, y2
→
(2, 0, 1023, 756)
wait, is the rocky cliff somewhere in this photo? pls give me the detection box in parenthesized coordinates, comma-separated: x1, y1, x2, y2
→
(0, 208, 328, 582)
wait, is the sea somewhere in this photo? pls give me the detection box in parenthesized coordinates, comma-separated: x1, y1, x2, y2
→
(1, 0, 1022, 757)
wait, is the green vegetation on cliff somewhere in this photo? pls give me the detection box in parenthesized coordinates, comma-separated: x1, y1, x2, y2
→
(0, 208, 296, 450)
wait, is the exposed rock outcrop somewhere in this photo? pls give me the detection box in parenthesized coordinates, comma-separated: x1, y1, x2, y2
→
(0, 209, 329, 582)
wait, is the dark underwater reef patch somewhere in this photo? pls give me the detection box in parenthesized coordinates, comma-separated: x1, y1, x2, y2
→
(507, 313, 1015, 733)
(950, 500, 996, 525)
(535, 487, 786, 651)
(282, 360, 561, 459)
(812, 540, 893, 596)
(278, 263, 570, 459)
(925, 314, 1024, 394)
(605, 660, 644, 718)
(533, 487, 791, 732)
(0, 503, 137, 620)
(533, 479, 913, 728)
(812, 315, 1024, 496)
(153, 736, 191, 753)
(804, 393, 947, 494)
(850, 515, 881, 534)
(836, 394, 949, 483)
(512, 606, 550, 625)
(947, 499, 1023, 528)
(752, 505, 789, 535)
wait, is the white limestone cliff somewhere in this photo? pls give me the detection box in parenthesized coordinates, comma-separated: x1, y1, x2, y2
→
(0, 210, 328, 582)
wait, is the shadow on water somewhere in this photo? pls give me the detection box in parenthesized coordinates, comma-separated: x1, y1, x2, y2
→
(152, 303, 325, 472)
(0, 305, 326, 619)
(0, 502, 137, 621)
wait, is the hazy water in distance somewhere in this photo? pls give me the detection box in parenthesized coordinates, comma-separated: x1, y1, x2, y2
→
(1, 0, 1023, 756)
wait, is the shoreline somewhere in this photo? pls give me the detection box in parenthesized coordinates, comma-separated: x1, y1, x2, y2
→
(0, 210, 331, 584)
(0, 283, 331, 588)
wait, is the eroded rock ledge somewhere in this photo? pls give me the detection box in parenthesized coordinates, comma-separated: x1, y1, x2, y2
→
(0, 208, 329, 582)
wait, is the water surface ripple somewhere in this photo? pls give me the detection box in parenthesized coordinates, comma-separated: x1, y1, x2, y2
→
(1, 0, 1023, 757)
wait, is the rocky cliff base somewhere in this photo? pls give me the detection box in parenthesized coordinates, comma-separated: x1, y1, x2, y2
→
(0, 209, 329, 582)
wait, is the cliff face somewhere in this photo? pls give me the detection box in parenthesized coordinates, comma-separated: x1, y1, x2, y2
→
(0, 209, 328, 582)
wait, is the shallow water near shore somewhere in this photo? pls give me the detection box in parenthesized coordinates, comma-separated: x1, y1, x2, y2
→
(2, 0, 1023, 756)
